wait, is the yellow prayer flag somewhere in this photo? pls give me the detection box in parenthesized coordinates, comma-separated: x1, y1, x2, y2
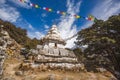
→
(49, 9, 52, 12)
(76, 15, 80, 18)
(62, 12, 66, 15)
(35, 5, 39, 8)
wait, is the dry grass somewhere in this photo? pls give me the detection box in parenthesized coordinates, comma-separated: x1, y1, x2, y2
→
(2, 57, 114, 80)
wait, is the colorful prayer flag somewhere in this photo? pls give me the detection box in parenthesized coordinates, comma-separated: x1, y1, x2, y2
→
(57, 11, 60, 14)
(35, 5, 39, 8)
(74, 15, 80, 18)
(85, 17, 88, 20)
(30, 3, 34, 7)
(48, 9, 52, 12)
(62, 12, 66, 15)
(45, 8, 49, 11)
(43, 7, 46, 10)
(88, 15, 95, 21)
(20, 0, 24, 3)
(18, 0, 96, 22)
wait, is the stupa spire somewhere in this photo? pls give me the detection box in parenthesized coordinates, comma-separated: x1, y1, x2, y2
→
(42, 25, 66, 48)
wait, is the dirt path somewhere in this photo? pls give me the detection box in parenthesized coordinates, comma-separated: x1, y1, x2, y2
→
(2, 57, 114, 80)
(5, 63, 20, 75)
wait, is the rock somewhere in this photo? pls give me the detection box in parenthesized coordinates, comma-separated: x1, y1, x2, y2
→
(96, 67, 107, 72)
(36, 45, 43, 50)
(48, 74, 55, 80)
(19, 63, 31, 71)
(15, 71, 23, 76)
(38, 49, 47, 55)
(39, 63, 48, 71)
(59, 49, 68, 56)
(23, 76, 34, 80)
(68, 50, 76, 57)
(48, 48, 54, 55)
(30, 49, 38, 55)
(2, 77, 15, 80)
(53, 48, 59, 56)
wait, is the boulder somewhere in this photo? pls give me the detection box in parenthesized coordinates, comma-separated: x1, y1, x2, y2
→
(15, 71, 23, 76)
(48, 74, 55, 80)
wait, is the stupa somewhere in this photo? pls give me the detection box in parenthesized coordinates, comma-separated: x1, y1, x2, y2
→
(25, 25, 84, 71)
(42, 25, 66, 49)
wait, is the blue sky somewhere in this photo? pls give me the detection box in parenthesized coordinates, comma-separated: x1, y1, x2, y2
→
(0, 0, 120, 48)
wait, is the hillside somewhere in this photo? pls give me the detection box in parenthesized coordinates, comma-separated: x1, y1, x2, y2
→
(0, 19, 42, 49)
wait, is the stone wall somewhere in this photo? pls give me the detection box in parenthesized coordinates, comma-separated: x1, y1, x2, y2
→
(25, 46, 85, 71)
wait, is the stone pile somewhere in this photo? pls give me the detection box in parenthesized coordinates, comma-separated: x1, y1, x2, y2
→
(0, 28, 21, 76)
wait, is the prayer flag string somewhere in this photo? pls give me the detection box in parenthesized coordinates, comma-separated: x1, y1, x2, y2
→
(19, 0, 97, 22)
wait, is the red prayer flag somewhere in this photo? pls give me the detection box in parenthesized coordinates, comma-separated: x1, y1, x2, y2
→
(88, 18, 92, 20)
(45, 8, 49, 11)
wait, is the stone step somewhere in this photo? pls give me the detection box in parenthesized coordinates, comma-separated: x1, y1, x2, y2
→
(35, 60, 78, 63)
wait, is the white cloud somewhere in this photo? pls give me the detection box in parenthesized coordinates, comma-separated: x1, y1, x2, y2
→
(28, 24, 34, 30)
(27, 31, 44, 39)
(82, 0, 120, 31)
(44, 25, 49, 29)
(92, 0, 120, 20)
(44, 25, 49, 32)
(41, 13, 47, 17)
(57, 0, 81, 48)
(8, 0, 31, 9)
(0, 0, 6, 4)
(0, 0, 20, 22)
(0, 0, 44, 40)
(0, 7, 20, 22)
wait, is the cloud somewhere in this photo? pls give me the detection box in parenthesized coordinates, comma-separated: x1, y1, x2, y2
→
(8, 0, 31, 9)
(44, 25, 49, 32)
(0, 0, 20, 22)
(57, 0, 81, 48)
(82, 0, 120, 31)
(44, 25, 49, 29)
(41, 13, 47, 17)
(28, 24, 34, 30)
(0, 0, 44, 40)
(0, 7, 20, 22)
(92, 0, 120, 20)
(0, 0, 6, 4)
(27, 31, 44, 39)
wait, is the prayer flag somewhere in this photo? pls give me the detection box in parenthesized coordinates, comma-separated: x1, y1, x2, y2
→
(20, 0, 23, 2)
(43, 7, 46, 10)
(45, 8, 49, 11)
(74, 15, 80, 18)
(30, 3, 34, 6)
(62, 12, 66, 15)
(35, 5, 39, 8)
(57, 11, 60, 14)
(88, 15, 95, 21)
(48, 9, 52, 12)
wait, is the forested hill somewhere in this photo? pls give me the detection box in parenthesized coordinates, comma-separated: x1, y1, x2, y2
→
(75, 14, 120, 79)
(0, 19, 42, 49)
